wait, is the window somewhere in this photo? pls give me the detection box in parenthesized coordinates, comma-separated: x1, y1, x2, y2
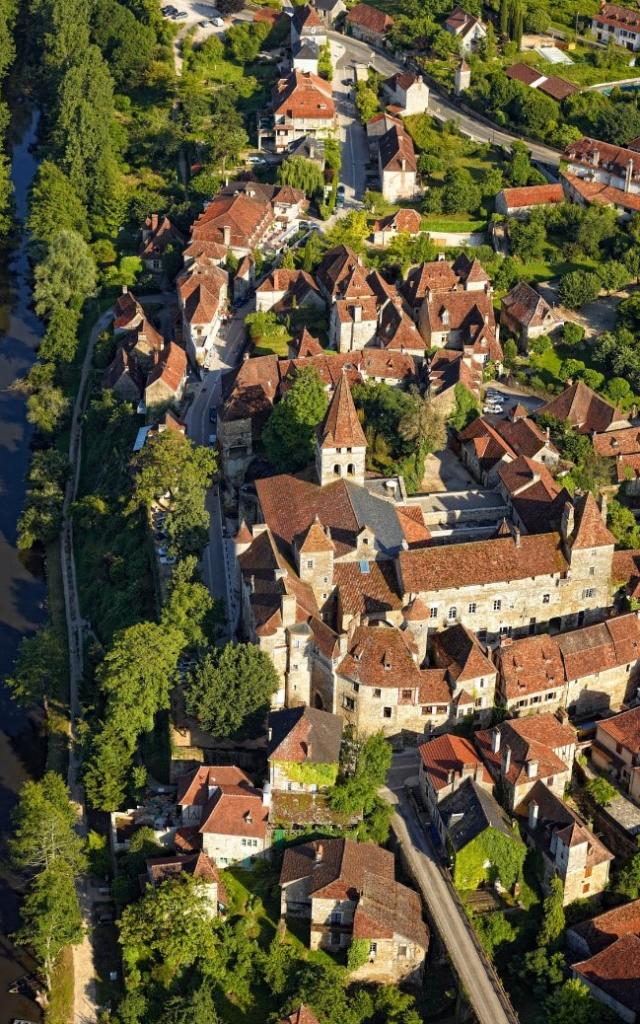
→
(542, 593, 550, 604)
(353, 682, 359, 693)
(329, 910, 342, 924)
(589, 566, 595, 576)
(546, 692, 556, 701)
(475, 698, 483, 708)
(398, 944, 407, 958)
(582, 883, 590, 894)
(369, 941, 378, 957)
(468, 602, 477, 614)
(582, 587, 595, 599)
(478, 678, 485, 689)
(373, 688, 382, 698)
(448, 606, 457, 621)
(359, 559, 370, 574)
(429, 606, 438, 619)
(383, 707, 392, 718)
(306, 560, 314, 569)
(343, 696, 355, 712)
(493, 599, 502, 611)
(329, 932, 340, 946)
(421, 706, 430, 715)
(402, 689, 413, 700)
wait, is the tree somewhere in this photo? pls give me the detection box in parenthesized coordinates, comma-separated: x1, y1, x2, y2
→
(546, 979, 616, 1024)
(7, 626, 67, 708)
(185, 643, 279, 737)
(26, 380, 69, 436)
(562, 321, 585, 347)
(280, 248, 296, 270)
(449, 383, 480, 431)
(33, 229, 96, 317)
(503, 338, 518, 367)
(93, 0, 156, 88)
(598, 260, 629, 294)
(10, 772, 85, 875)
(354, 80, 379, 123)
(585, 776, 618, 806)
(616, 851, 640, 899)
(499, 0, 510, 35)
(537, 876, 565, 950)
(473, 911, 516, 958)
(38, 304, 80, 363)
(441, 167, 481, 214)
(509, 217, 546, 261)
(558, 270, 601, 310)
(28, 160, 88, 248)
(481, 21, 497, 61)
(318, 41, 333, 80)
(278, 156, 324, 198)
(398, 389, 446, 453)
(118, 877, 217, 990)
(15, 858, 83, 990)
(130, 431, 216, 512)
(164, 984, 220, 1024)
(325, 210, 369, 253)
(605, 376, 633, 407)
(161, 577, 217, 650)
(263, 366, 328, 472)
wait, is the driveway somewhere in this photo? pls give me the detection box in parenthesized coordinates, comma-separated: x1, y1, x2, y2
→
(384, 753, 517, 1024)
(537, 280, 630, 339)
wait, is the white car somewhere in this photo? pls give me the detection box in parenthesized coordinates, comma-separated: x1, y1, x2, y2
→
(247, 155, 265, 165)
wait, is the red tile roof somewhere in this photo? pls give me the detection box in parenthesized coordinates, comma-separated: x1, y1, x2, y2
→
(346, 2, 394, 34)
(565, 136, 640, 181)
(593, 2, 640, 32)
(318, 372, 367, 449)
(498, 184, 564, 209)
(501, 280, 557, 330)
(280, 837, 394, 898)
(593, 426, 640, 457)
(280, 1007, 320, 1024)
(563, 170, 640, 213)
(597, 705, 640, 755)
(419, 733, 491, 791)
(338, 624, 422, 690)
(379, 124, 417, 173)
(177, 765, 253, 806)
(145, 851, 221, 887)
(569, 898, 640, 954)
(199, 785, 269, 839)
(145, 342, 187, 396)
(570, 492, 615, 549)
(475, 714, 575, 788)
(573, 933, 640, 1015)
(334, 560, 403, 617)
(273, 70, 335, 121)
(506, 62, 544, 86)
(537, 380, 626, 434)
(353, 872, 429, 949)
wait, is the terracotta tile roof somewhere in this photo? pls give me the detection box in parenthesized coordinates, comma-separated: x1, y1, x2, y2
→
(173, 826, 201, 853)
(338, 624, 422, 690)
(498, 454, 561, 503)
(353, 872, 429, 949)
(237, 527, 319, 636)
(597, 705, 640, 755)
(373, 208, 422, 235)
(145, 342, 187, 396)
(378, 300, 424, 353)
(113, 289, 143, 330)
(335, 296, 378, 324)
(418, 733, 491, 791)
(506, 62, 544, 86)
(140, 213, 185, 260)
(294, 328, 324, 357)
(418, 668, 451, 704)
(199, 784, 269, 839)
(399, 531, 568, 593)
(516, 779, 613, 868)
(334, 559, 403, 618)
(428, 348, 482, 399)
(594, 1, 640, 29)
(102, 346, 143, 397)
(267, 705, 342, 764)
(612, 548, 640, 591)
(498, 184, 564, 209)
(563, 170, 640, 213)
(501, 281, 558, 330)
(537, 380, 626, 435)
(191, 192, 272, 251)
(235, 519, 253, 544)
(476, 714, 575, 787)
(402, 259, 466, 306)
(565, 136, 640, 180)
(385, 71, 421, 93)
(346, 2, 394, 33)
(498, 633, 567, 701)
(423, 288, 495, 336)
(280, 1006, 321, 1024)
(445, 6, 484, 35)
(379, 124, 417, 173)
(496, 416, 557, 460)
(280, 837, 394, 898)
(593, 426, 640, 457)
(570, 492, 615, 548)
(403, 596, 430, 621)
(177, 765, 253, 806)
(316, 244, 362, 297)
(358, 346, 417, 382)
(573, 934, 640, 1015)
(434, 624, 496, 685)
(318, 372, 367, 449)
(293, 4, 323, 30)
(298, 516, 335, 553)
(273, 70, 335, 121)
(145, 851, 221, 887)
(396, 504, 431, 547)
(569, 898, 640, 955)
(183, 239, 229, 264)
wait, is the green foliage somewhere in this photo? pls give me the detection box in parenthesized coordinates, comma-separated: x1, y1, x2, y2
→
(453, 825, 526, 891)
(278, 156, 324, 197)
(449, 383, 480, 431)
(353, 380, 429, 490)
(615, 851, 640, 900)
(558, 270, 601, 310)
(546, 978, 617, 1024)
(86, 829, 111, 878)
(185, 642, 279, 738)
(7, 623, 67, 707)
(28, 160, 89, 248)
(325, 210, 369, 254)
(263, 365, 328, 472)
(607, 498, 640, 549)
(472, 910, 516, 959)
(275, 761, 339, 787)
(16, 447, 68, 550)
(346, 937, 369, 971)
(330, 732, 392, 841)
(10, 772, 85, 876)
(33, 228, 96, 317)
(15, 858, 83, 990)
(354, 80, 379, 123)
(585, 776, 618, 806)
(246, 309, 292, 355)
(318, 41, 333, 80)
(39, 304, 80, 363)
(442, 166, 481, 215)
(93, 0, 156, 88)
(538, 876, 565, 951)
(225, 20, 270, 63)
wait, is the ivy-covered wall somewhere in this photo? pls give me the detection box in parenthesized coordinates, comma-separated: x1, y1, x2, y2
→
(451, 826, 526, 891)
(274, 760, 339, 788)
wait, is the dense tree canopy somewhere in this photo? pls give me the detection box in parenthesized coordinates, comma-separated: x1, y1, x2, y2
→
(185, 642, 279, 737)
(10, 772, 85, 876)
(263, 366, 328, 472)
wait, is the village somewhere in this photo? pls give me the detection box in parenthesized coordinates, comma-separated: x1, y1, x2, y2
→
(6, 0, 640, 1023)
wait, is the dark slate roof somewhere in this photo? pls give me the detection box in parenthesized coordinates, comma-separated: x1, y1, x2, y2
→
(439, 778, 514, 852)
(267, 706, 343, 764)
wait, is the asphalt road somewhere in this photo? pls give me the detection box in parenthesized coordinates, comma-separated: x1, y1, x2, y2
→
(330, 30, 562, 168)
(385, 752, 516, 1024)
(331, 40, 369, 203)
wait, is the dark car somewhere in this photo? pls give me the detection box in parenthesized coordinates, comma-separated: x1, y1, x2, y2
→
(209, 407, 217, 424)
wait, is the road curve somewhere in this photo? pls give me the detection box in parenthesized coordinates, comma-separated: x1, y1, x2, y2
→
(329, 29, 562, 167)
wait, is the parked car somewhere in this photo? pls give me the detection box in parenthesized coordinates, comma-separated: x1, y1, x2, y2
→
(198, 19, 209, 27)
(173, 10, 187, 19)
(160, 555, 177, 566)
(247, 155, 265, 165)
(211, 16, 225, 26)
(335, 193, 345, 209)
(209, 432, 218, 446)
(209, 407, 217, 423)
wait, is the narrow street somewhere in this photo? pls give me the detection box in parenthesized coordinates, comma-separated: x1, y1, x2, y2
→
(331, 40, 369, 204)
(385, 752, 518, 1024)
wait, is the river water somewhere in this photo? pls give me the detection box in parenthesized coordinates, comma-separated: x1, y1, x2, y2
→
(0, 109, 46, 1024)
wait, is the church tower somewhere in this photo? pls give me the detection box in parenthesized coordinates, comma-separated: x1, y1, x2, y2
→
(315, 372, 367, 487)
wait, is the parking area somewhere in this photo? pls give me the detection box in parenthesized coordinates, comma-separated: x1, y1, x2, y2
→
(161, 0, 226, 31)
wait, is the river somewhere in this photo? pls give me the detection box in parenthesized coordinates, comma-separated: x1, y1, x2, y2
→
(0, 108, 47, 1024)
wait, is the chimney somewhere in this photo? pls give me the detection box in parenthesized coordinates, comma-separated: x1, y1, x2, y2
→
(599, 492, 608, 525)
(512, 525, 521, 549)
(262, 782, 272, 807)
(546, 426, 550, 441)
(315, 842, 324, 862)
(561, 501, 575, 545)
(447, 768, 455, 786)
(353, 304, 362, 322)
(502, 745, 511, 775)
(625, 157, 634, 194)
(526, 759, 538, 779)
(401, 158, 406, 171)
(491, 729, 501, 754)
(474, 762, 483, 782)
(223, 225, 231, 246)
(528, 800, 539, 830)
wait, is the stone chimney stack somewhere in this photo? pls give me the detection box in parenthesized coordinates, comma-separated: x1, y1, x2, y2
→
(223, 225, 231, 247)
(625, 157, 634, 194)
(491, 729, 501, 755)
(599, 492, 608, 525)
(528, 800, 539, 830)
(502, 745, 511, 776)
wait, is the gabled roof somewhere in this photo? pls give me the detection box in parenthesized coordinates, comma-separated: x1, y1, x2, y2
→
(353, 872, 429, 949)
(445, 5, 485, 36)
(346, 2, 394, 33)
(433, 624, 495, 684)
(573, 934, 640, 1016)
(569, 898, 640, 955)
(475, 714, 576, 788)
(298, 516, 336, 553)
(267, 705, 342, 765)
(439, 777, 515, 851)
(294, 328, 324, 357)
(378, 124, 417, 173)
(334, 559, 403, 617)
(279, 837, 394, 898)
(199, 785, 269, 838)
(338, 624, 422, 690)
(177, 765, 253, 806)
(145, 342, 187, 396)
(537, 380, 627, 434)
(318, 372, 367, 449)
(145, 851, 221, 887)
(570, 492, 615, 549)
(498, 184, 564, 210)
(418, 733, 491, 791)
(597, 705, 640, 754)
(280, 1007, 321, 1024)
(501, 281, 557, 329)
(273, 70, 335, 121)
(516, 779, 613, 869)
(292, 4, 323, 30)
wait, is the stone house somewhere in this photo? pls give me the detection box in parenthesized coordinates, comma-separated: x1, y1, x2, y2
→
(500, 281, 563, 353)
(378, 124, 418, 203)
(143, 342, 187, 416)
(564, 135, 640, 201)
(398, 492, 616, 641)
(496, 613, 640, 719)
(371, 208, 422, 246)
(279, 838, 428, 981)
(593, 426, 640, 494)
(418, 732, 492, 821)
(495, 184, 565, 218)
(516, 779, 613, 904)
(474, 713, 577, 811)
(592, 2, 640, 50)
(234, 254, 255, 304)
(444, 6, 487, 51)
(177, 260, 229, 365)
(255, 269, 324, 314)
(267, 705, 342, 793)
(573, 934, 640, 1023)
(436, 777, 525, 890)
(143, 851, 223, 914)
(346, 2, 394, 44)
(413, 256, 497, 351)
(562, 169, 640, 220)
(176, 765, 270, 867)
(102, 346, 144, 404)
(315, 371, 368, 486)
(537, 380, 629, 435)
(312, 0, 346, 25)
(293, 42, 320, 76)
(139, 213, 185, 274)
(329, 295, 378, 351)
(265, 71, 336, 154)
(291, 4, 327, 48)
(497, 457, 568, 536)
(431, 623, 497, 723)
(592, 706, 640, 802)
(459, 411, 560, 488)
(383, 73, 430, 115)
(567, 897, 640, 958)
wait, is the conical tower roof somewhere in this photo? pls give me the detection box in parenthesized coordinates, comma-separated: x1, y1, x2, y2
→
(319, 372, 367, 450)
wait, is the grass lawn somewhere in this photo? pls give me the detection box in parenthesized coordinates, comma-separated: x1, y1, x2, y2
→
(47, 946, 74, 1024)
(422, 214, 487, 233)
(515, 251, 600, 284)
